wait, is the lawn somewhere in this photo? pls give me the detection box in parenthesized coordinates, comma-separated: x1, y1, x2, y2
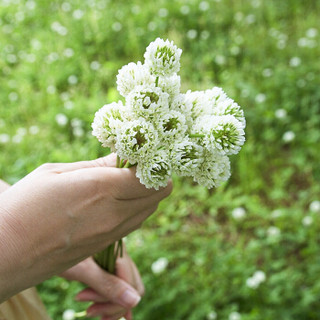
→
(1, 0, 320, 319)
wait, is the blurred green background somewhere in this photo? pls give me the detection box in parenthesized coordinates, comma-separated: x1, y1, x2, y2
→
(1, 0, 320, 319)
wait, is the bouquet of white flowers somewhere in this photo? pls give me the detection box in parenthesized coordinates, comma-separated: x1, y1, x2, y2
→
(92, 38, 245, 273)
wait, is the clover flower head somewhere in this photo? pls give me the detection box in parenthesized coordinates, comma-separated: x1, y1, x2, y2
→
(115, 119, 158, 163)
(116, 61, 155, 97)
(171, 138, 204, 177)
(194, 115, 245, 155)
(158, 74, 181, 100)
(92, 101, 128, 150)
(184, 90, 211, 119)
(136, 149, 172, 190)
(158, 109, 187, 143)
(213, 97, 246, 128)
(126, 84, 169, 119)
(171, 93, 193, 126)
(192, 151, 231, 188)
(144, 38, 182, 76)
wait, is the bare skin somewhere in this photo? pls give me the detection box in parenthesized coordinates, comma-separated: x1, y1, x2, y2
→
(0, 154, 172, 304)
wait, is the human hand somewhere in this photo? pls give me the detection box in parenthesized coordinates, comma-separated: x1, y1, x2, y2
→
(0, 154, 172, 302)
(61, 247, 144, 320)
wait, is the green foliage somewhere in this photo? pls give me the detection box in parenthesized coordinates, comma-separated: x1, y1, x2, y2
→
(1, 0, 320, 319)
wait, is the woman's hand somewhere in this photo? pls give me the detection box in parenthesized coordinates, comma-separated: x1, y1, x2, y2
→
(61, 247, 144, 320)
(0, 154, 172, 302)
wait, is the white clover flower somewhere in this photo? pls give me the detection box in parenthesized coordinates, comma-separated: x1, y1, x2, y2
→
(55, 113, 68, 126)
(246, 276, 260, 289)
(136, 149, 171, 190)
(116, 119, 159, 164)
(158, 74, 181, 100)
(253, 270, 266, 283)
(302, 216, 313, 226)
(184, 90, 209, 119)
(158, 110, 187, 144)
(232, 207, 246, 219)
(62, 309, 75, 320)
(309, 200, 320, 213)
(116, 61, 155, 97)
(171, 138, 204, 177)
(267, 226, 281, 237)
(144, 38, 182, 77)
(275, 108, 287, 119)
(92, 101, 128, 150)
(126, 84, 169, 119)
(207, 311, 217, 320)
(194, 115, 245, 156)
(151, 257, 169, 274)
(192, 152, 231, 189)
(0, 133, 10, 144)
(282, 131, 295, 143)
(212, 96, 246, 129)
(289, 57, 301, 67)
(229, 312, 241, 320)
(171, 94, 193, 126)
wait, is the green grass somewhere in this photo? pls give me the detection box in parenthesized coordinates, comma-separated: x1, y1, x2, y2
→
(1, 0, 320, 319)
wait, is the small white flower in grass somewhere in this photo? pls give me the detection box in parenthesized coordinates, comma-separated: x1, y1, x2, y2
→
(199, 1, 210, 11)
(56, 113, 68, 126)
(151, 257, 169, 274)
(47, 85, 56, 94)
(187, 29, 198, 40)
(253, 270, 266, 283)
(112, 22, 122, 32)
(180, 5, 190, 15)
(194, 115, 245, 156)
(158, 74, 181, 100)
(144, 38, 182, 77)
(116, 119, 158, 164)
(92, 101, 127, 150)
(63, 48, 74, 58)
(158, 8, 168, 18)
(158, 110, 187, 143)
(275, 108, 287, 119)
(73, 9, 84, 20)
(126, 85, 169, 119)
(306, 28, 318, 38)
(267, 226, 280, 237)
(137, 150, 171, 190)
(0, 134, 10, 144)
(68, 75, 78, 85)
(289, 57, 301, 67)
(62, 309, 75, 320)
(90, 61, 100, 70)
(302, 216, 313, 226)
(29, 125, 39, 135)
(246, 276, 260, 289)
(207, 311, 217, 320)
(255, 93, 266, 103)
(232, 207, 246, 219)
(282, 131, 295, 143)
(192, 152, 231, 189)
(229, 312, 241, 320)
(262, 68, 273, 77)
(309, 200, 320, 213)
(116, 62, 155, 97)
(171, 138, 204, 177)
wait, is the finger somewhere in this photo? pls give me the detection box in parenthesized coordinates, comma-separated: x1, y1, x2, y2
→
(63, 165, 173, 200)
(77, 258, 141, 309)
(76, 288, 107, 303)
(124, 309, 133, 320)
(86, 302, 127, 318)
(36, 154, 118, 174)
(116, 251, 144, 295)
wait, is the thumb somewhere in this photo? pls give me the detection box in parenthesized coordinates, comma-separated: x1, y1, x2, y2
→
(78, 258, 141, 309)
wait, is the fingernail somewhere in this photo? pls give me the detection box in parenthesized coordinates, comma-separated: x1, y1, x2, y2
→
(119, 289, 141, 308)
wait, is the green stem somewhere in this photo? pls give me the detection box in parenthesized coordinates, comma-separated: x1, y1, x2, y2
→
(123, 160, 131, 168)
(155, 76, 159, 87)
(116, 155, 120, 168)
(189, 133, 205, 138)
(74, 311, 87, 318)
